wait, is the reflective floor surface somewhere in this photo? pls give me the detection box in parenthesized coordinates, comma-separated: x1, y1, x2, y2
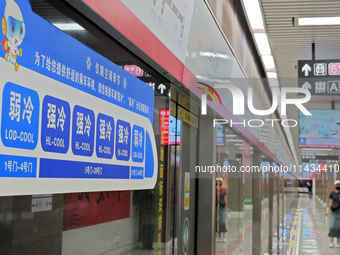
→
(120, 193, 338, 255)
(294, 194, 339, 255)
(215, 193, 340, 255)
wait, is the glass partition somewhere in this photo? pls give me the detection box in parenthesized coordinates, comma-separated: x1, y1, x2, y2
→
(215, 128, 253, 254)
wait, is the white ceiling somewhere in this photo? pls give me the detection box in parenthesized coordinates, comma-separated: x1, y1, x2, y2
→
(261, 0, 340, 164)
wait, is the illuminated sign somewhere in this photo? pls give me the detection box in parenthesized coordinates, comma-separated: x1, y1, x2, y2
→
(160, 109, 169, 145)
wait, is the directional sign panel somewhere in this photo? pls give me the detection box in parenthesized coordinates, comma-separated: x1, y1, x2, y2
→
(302, 155, 338, 164)
(120, 63, 169, 96)
(298, 60, 340, 95)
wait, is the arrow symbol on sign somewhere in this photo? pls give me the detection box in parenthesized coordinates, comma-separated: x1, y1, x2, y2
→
(302, 81, 312, 90)
(302, 64, 311, 76)
(158, 84, 166, 94)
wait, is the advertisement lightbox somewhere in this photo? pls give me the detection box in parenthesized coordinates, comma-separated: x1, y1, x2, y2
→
(169, 115, 181, 145)
(216, 124, 225, 146)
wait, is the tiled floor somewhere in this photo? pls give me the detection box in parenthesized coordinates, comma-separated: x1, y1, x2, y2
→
(294, 193, 340, 255)
(214, 192, 338, 255)
(215, 197, 278, 255)
(120, 193, 340, 255)
(281, 193, 301, 255)
(215, 209, 253, 255)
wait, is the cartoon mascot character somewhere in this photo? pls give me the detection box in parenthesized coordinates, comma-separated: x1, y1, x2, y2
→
(2, 0, 25, 71)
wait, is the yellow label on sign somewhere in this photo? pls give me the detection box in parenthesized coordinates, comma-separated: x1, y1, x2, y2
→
(178, 93, 199, 115)
(177, 105, 198, 128)
(190, 114, 198, 128)
(185, 197, 189, 208)
(185, 176, 189, 193)
(170, 100, 176, 117)
(170, 87, 177, 101)
(184, 172, 190, 210)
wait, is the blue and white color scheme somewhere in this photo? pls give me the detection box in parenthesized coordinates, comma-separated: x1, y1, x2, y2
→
(131, 125, 144, 163)
(41, 95, 70, 154)
(115, 120, 131, 161)
(96, 113, 114, 159)
(1, 82, 39, 150)
(0, 0, 157, 195)
(72, 105, 95, 157)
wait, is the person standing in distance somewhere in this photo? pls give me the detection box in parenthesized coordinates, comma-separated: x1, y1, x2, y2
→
(325, 180, 340, 248)
(306, 182, 312, 199)
(215, 177, 231, 243)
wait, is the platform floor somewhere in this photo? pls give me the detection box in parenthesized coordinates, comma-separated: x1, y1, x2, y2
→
(120, 193, 339, 255)
(294, 194, 339, 255)
(215, 193, 340, 255)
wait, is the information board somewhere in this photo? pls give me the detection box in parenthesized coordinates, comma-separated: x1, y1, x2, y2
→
(160, 109, 169, 145)
(302, 155, 338, 164)
(299, 110, 340, 148)
(0, 0, 157, 195)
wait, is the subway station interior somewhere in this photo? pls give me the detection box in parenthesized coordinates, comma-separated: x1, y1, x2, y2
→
(1, 0, 340, 254)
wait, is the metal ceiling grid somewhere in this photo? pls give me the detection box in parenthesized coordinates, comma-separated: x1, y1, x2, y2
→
(261, 0, 340, 163)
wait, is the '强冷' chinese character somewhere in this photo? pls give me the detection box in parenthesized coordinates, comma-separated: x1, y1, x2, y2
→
(99, 119, 106, 140)
(57, 106, 66, 131)
(47, 103, 56, 129)
(76, 112, 84, 135)
(84, 115, 91, 136)
(22, 96, 34, 124)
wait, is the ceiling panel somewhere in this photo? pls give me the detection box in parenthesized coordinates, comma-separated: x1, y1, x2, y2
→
(261, 0, 340, 164)
(30, 0, 130, 63)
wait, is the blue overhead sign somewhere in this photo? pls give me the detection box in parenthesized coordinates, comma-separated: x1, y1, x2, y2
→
(0, 0, 157, 195)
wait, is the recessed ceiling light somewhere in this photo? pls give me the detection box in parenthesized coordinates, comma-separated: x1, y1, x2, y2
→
(298, 17, 340, 26)
(53, 23, 85, 31)
(254, 33, 271, 55)
(262, 55, 275, 70)
(267, 72, 277, 78)
(243, 0, 265, 30)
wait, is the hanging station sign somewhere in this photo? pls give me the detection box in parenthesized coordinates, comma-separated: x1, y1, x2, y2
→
(298, 60, 340, 95)
(301, 155, 338, 164)
(0, 0, 157, 195)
